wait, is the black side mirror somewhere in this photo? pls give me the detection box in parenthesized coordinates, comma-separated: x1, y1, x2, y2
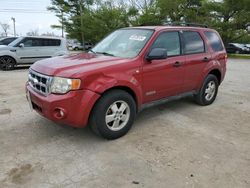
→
(146, 48, 167, 61)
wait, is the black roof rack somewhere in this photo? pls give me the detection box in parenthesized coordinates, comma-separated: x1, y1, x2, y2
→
(164, 22, 208, 28)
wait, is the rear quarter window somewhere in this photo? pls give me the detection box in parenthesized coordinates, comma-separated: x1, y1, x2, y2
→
(205, 31, 224, 52)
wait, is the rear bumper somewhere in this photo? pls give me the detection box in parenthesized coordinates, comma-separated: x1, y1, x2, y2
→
(26, 84, 100, 128)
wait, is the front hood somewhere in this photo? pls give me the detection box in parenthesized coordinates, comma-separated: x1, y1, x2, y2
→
(31, 53, 130, 77)
(0, 45, 10, 50)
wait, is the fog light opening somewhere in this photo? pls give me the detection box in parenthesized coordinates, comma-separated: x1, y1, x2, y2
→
(54, 108, 66, 119)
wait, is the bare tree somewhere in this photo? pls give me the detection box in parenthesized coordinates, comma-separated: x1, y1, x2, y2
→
(0, 23, 10, 37)
(26, 29, 39, 36)
(41, 32, 58, 37)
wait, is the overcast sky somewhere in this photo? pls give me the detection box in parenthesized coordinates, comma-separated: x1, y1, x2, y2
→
(0, 0, 61, 36)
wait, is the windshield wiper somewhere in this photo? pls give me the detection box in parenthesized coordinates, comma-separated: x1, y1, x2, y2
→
(88, 49, 96, 54)
(96, 51, 115, 57)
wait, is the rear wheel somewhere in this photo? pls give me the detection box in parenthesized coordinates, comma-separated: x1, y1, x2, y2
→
(194, 74, 219, 106)
(0, 56, 16, 71)
(90, 89, 136, 140)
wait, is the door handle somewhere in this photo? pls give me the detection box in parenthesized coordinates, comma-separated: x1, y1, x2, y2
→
(202, 57, 210, 62)
(173, 61, 182, 67)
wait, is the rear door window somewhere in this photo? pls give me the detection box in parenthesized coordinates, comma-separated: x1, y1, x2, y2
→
(183, 31, 205, 54)
(205, 31, 224, 52)
(42, 39, 61, 46)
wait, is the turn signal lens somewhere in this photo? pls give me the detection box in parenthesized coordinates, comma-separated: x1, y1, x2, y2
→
(71, 79, 81, 90)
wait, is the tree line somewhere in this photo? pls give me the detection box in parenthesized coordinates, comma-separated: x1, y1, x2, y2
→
(38, 0, 250, 45)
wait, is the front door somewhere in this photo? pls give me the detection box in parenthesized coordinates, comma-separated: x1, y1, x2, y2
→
(16, 37, 42, 63)
(142, 31, 185, 103)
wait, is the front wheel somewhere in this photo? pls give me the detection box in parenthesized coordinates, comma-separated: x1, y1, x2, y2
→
(194, 74, 219, 106)
(0, 56, 16, 71)
(90, 89, 136, 140)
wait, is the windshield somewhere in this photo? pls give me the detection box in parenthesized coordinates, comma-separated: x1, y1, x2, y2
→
(91, 29, 154, 58)
(8, 37, 23, 47)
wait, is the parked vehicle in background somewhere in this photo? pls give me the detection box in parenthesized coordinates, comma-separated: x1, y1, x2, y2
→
(0, 36, 68, 70)
(26, 25, 227, 139)
(226, 43, 250, 54)
(0, 37, 18, 46)
(70, 42, 83, 51)
(68, 41, 94, 51)
(85, 42, 94, 50)
(244, 44, 250, 50)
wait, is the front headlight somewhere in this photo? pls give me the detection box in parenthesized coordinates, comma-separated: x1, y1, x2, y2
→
(51, 77, 81, 94)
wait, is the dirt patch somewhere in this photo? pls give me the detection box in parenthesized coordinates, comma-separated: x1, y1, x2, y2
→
(0, 109, 11, 115)
(6, 164, 34, 184)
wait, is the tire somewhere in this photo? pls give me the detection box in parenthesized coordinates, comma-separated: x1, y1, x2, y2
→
(194, 74, 219, 106)
(90, 89, 136, 140)
(0, 56, 16, 71)
(74, 47, 79, 51)
(235, 50, 240, 54)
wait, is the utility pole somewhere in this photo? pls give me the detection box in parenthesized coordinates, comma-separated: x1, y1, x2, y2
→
(61, 12, 64, 38)
(11, 17, 16, 37)
(79, 0, 85, 50)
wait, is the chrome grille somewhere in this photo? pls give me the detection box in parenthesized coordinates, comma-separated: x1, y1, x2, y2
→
(28, 69, 52, 96)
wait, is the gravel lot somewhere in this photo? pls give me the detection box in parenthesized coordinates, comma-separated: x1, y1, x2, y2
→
(0, 59, 249, 188)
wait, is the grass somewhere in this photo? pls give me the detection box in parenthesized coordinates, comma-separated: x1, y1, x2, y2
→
(228, 54, 250, 59)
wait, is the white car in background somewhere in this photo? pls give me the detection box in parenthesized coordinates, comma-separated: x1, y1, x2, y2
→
(68, 41, 94, 51)
(0, 36, 68, 70)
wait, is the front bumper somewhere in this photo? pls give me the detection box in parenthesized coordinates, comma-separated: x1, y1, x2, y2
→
(26, 83, 100, 128)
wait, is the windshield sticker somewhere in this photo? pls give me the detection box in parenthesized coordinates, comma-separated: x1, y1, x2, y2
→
(129, 35, 146, 41)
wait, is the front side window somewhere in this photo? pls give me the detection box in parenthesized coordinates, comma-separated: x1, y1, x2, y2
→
(22, 38, 42, 47)
(205, 31, 224, 52)
(151, 31, 181, 56)
(183, 31, 205, 54)
(91, 29, 154, 58)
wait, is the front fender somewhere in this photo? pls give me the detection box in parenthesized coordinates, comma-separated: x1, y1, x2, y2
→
(83, 72, 143, 107)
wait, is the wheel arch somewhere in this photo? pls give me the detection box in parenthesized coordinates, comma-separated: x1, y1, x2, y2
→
(101, 86, 138, 108)
(0, 55, 17, 63)
(208, 69, 221, 84)
(87, 85, 139, 128)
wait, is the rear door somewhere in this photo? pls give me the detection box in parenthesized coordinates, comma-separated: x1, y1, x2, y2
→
(180, 30, 211, 92)
(142, 31, 185, 103)
(39, 38, 62, 57)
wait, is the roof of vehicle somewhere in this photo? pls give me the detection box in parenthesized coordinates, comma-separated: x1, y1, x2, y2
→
(127, 26, 215, 32)
(22, 36, 65, 40)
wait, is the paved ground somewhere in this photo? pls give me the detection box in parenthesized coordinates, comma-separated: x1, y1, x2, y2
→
(0, 59, 249, 188)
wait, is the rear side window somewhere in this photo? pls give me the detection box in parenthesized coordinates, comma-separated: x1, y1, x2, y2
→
(151, 31, 181, 56)
(42, 39, 61, 46)
(205, 31, 224, 52)
(183, 31, 205, 54)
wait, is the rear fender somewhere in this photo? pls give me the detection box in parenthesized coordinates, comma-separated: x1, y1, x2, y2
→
(198, 60, 223, 89)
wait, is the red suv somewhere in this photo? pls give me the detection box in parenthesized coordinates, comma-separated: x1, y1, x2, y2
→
(26, 25, 227, 139)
